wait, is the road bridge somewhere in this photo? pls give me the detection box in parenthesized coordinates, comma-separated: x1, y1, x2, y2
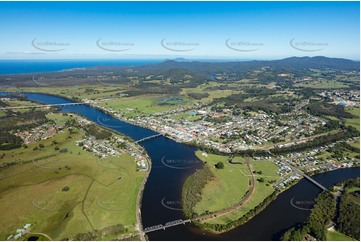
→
(135, 134, 162, 143)
(302, 173, 328, 191)
(143, 219, 191, 233)
(144, 219, 192, 233)
(0, 102, 85, 110)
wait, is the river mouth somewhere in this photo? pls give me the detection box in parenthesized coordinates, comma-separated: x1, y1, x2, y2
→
(1, 92, 359, 241)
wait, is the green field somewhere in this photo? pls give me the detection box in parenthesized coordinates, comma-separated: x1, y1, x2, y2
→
(205, 159, 280, 225)
(349, 140, 360, 149)
(98, 95, 185, 118)
(0, 110, 6, 117)
(327, 230, 356, 241)
(0, 124, 145, 240)
(346, 186, 360, 194)
(194, 151, 249, 214)
(2, 100, 39, 113)
(194, 151, 281, 226)
(181, 82, 241, 103)
(294, 80, 349, 89)
(345, 107, 360, 131)
(46, 113, 74, 127)
(5, 99, 38, 107)
(5, 85, 127, 101)
(3, 86, 190, 118)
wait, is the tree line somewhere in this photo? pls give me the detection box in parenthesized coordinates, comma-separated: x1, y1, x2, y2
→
(182, 165, 215, 218)
(196, 191, 278, 232)
(281, 191, 336, 240)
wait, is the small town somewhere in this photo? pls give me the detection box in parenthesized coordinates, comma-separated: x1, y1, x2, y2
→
(0, 2, 359, 240)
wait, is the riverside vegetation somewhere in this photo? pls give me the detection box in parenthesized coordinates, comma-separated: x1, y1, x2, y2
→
(281, 177, 360, 241)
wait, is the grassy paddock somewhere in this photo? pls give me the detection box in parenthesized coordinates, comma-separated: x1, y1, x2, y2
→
(203, 159, 280, 225)
(98, 95, 185, 118)
(194, 151, 281, 225)
(0, 124, 144, 240)
(194, 151, 249, 215)
(344, 107, 360, 131)
(327, 230, 356, 241)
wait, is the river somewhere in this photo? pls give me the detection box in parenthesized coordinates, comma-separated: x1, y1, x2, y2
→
(0, 92, 359, 241)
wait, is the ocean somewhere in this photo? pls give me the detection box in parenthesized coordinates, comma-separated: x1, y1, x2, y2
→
(0, 59, 161, 75)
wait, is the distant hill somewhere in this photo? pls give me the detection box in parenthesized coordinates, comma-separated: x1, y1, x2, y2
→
(0, 56, 358, 87)
(163, 58, 190, 63)
(271, 56, 360, 71)
(135, 56, 360, 74)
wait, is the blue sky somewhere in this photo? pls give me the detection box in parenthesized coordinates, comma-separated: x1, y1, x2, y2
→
(0, 1, 359, 60)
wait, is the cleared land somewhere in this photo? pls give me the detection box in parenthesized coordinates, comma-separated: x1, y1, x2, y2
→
(206, 159, 280, 225)
(327, 229, 356, 241)
(194, 151, 249, 214)
(294, 80, 349, 89)
(194, 151, 281, 225)
(97, 95, 186, 118)
(344, 107, 360, 131)
(0, 122, 144, 240)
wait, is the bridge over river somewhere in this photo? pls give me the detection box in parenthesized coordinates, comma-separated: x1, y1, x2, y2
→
(283, 159, 328, 191)
(143, 219, 191, 233)
(135, 134, 162, 143)
(0, 102, 86, 110)
(302, 173, 328, 191)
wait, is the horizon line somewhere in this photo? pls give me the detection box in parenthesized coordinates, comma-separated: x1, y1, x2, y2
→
(0, 56, 360, 62)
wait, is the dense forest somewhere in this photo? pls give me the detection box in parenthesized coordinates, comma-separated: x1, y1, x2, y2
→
(306, 101, 354, 119)
(0, 131, 23, 150)
(336, 178, 360, 240)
